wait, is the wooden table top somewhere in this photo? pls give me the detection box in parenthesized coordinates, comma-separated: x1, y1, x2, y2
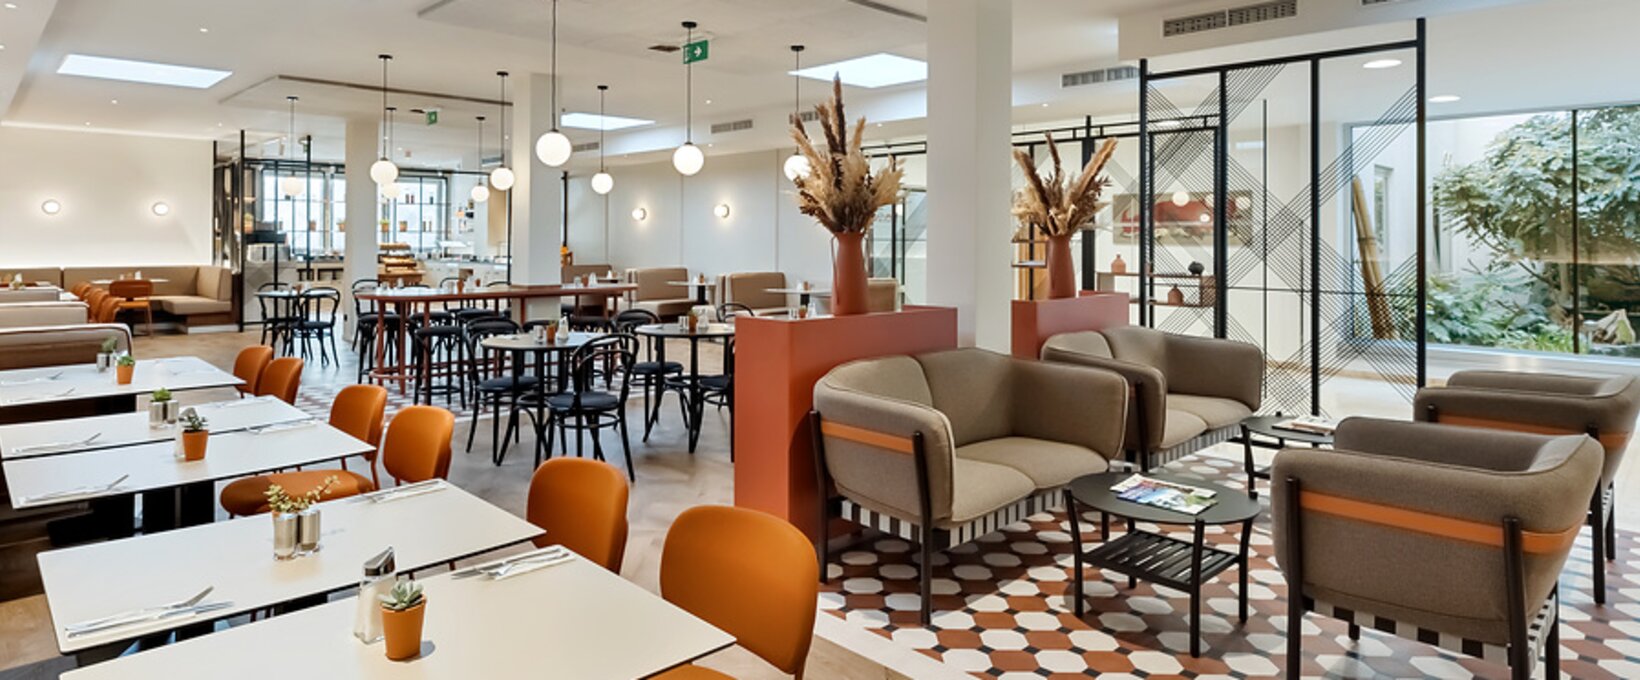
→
(356, 283, 635, 303)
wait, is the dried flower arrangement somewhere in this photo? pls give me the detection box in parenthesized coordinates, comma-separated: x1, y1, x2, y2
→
(1011, 134, 1118, 298)
(789, 76, 904, 235)
(265, 474, 340, 514)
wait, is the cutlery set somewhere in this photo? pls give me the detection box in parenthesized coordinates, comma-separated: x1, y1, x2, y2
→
(450, 546, 573, 580)
(10, 432, 102, 454)
(63, 586, 232, 638)
(19, 473, 130, 504)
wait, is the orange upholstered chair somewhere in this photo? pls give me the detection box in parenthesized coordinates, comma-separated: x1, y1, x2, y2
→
(71, 281, 91, 298)
(527, 459, 629, 572)
(108, 279, 155, 336)
(232, 345, 274, 396)
(93, 296, 120, 324)
(379, 405, 455, 485)
(256, 357, 303, 404)
(219, 384, 388, 516)
(656, 506, 817, 679)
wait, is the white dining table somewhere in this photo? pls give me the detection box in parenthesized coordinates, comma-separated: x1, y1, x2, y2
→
(61, 549, 734, 679)
(0, 396, 309, 460)
(4, 420, 371, 510)
(41, 482, 541, 655)
(0, 357, 242, 409)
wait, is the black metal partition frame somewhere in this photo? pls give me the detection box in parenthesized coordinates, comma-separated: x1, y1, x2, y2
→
(1139, 19, 1427, 418)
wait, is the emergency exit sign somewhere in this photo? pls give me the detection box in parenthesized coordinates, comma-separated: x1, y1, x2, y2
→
(683, 40, 709, 64)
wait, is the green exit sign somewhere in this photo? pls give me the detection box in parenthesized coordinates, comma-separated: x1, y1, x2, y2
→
(425, 109, 439, 126)
(683, 40, 709, 64)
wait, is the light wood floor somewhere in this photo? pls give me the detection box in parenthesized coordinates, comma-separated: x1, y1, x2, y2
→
(0, 328, 908, 680)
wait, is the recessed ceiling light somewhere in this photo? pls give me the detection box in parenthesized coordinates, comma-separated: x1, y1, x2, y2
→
(58, 54, 232, 89)
(3, 3, 17, 9)
(83, 121, 91, 126)
(1429, 94, 1461, 103)
(704, 99, 712, 105)
(1363, 58, 1402, 70)
(792, 53, 927, 89)
(198, 27, 208, 33)
(559, 112, 654, 131)
(0, 45, 7, 51)
(109, 99, 118, 104)
(1041, 103, 1050, 108)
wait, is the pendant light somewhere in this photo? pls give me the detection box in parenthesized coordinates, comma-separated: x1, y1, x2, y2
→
(590, 84, 614, 195)
(782, 45, 811, 181)
(380, 106, 402, 200)
(471, 115, 490, 204)
(533, 0, 573, 167)
(489, 71, 516, 191)
(280, 95, 306, 197)
(671, 20, 705, 176)
(369, 54, 399, 188)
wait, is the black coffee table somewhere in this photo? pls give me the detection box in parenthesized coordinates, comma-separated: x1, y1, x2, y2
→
(1064, 471, 1261, 657)
(1239, 414, 1334, 499)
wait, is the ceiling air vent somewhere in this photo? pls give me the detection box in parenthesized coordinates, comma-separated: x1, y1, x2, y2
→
(1163, 11, 1228, 37)
(1062, 65, 1140, 88)
(797, 111, 819, 123)
(710, 119, 754, 134)
(1164, 0, 1296, 37)
(573, 141, 599, 153)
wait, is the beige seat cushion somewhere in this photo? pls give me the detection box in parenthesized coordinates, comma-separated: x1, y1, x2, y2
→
(946, 457, 1037, 526)
(1168, 393, 1252, 429)
(724, 272, 787, 311)
(1160, 409, 1209, 450)
(153, 295, 232, 315)
(0, 302, 89, 328)
(957, 436, 1108, 489)
(0, 289, 62, 303)
(633, 299, 695, 319)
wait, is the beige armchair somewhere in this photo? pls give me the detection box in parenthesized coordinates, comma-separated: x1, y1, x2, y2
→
(624, 266, 694, 320)
(866, 277, 899, 313)
(723, 272, 788, 316)
(1273, 418, 1600, 680)
(1041, 326, 1262, 471)
(812, 348, 1127, 623)
(1415, 370, 1640, 605)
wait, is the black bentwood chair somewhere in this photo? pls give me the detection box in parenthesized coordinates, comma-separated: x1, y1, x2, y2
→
(529, 334, 638, 481)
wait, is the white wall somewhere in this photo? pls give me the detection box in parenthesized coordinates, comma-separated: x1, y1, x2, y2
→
(0, 126, 213, 267)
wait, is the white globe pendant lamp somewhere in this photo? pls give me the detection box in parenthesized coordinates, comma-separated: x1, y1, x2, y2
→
(370, 158, 398, 185)
(782, 45, 811, 182)
(490, 71, 516, 190)
(673, 21, 705, 177)
(381, 182, 402, 200)
(490, 166, 515, 191)
(590, 84, 614, 195)
(372, 55, 399, 193)
(470, 115, 490, 203)
(470, 184, 490, 203)
(280, 175, 306, 198)
(783, 154, 811, 182)
(534, 0, 573, 167)
(281, 96, 306, 197)
(591, 171, 614, 195)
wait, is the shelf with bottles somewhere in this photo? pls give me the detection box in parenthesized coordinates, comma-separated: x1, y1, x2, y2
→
(1094, 263, 1216, 309)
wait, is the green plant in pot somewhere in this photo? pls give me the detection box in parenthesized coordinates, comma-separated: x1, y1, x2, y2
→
(114, 353, 136, 385)
(266, 475, 337, 556)
(379, 579, 427, 661)
(149, 387, 178, 427)
(178, 409, 209, 461)
(97, 337, 119, 372)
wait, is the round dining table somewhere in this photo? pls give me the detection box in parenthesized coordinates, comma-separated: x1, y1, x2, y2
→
(479, 331, 604, 466)
(633, 322, 733, 453)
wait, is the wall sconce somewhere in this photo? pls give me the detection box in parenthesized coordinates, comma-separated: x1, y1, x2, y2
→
(631, 207, 647, 221)
(713, 203, 730, 219)
(151, 202, 171, 216)
(41, 199, 61, 215)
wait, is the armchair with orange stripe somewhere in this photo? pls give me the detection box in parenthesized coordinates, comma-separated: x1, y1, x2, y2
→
(1415, 370, 1639, 604)
(1272, 417, 1601, 680)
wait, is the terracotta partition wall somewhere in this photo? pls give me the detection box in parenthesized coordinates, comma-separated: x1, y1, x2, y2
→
(734, 306, 958, 541)
(1010, 291, 1128, 359)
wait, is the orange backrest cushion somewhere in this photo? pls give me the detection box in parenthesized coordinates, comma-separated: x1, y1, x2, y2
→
(257, 357, 303, 404)
(381, 405, 454, 484)
(527, 459, 629, 572)
(232, 346, 274, 395)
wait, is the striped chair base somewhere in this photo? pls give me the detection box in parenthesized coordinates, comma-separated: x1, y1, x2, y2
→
(1144, 425, 1240, 470)
(839, 487, 1064, 550)
(1307, 593, 1558, 678)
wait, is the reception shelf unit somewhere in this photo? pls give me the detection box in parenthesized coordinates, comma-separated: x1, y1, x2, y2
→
(1095, 271, 1216, 309)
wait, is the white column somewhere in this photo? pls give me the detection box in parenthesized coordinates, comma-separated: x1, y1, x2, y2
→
(508, 73, 564, 320)
(925, 0, 1013, 350)
(342, 116, 380, 338)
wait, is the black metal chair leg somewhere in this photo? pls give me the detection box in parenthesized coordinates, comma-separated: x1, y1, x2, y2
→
(616, 411, 635, 482)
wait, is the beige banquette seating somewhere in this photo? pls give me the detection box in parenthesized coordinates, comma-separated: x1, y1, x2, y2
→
(722, 272, 789, 316)
(62, 265, 233, 327)
(0, 269, 66, 288)
(561, 263, 616, 320)
(0, 302, 91, 329)
(0, 288, 64, 304)
(0, 323, 132, 371)
(812, 347, 1127, 623)
(625, 266, 695, 320)
(1041, 326, 1263, 471)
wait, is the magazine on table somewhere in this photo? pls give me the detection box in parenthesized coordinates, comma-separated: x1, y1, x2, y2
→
(1109, 474, 1219, 515)
(1271, 415, 1337, 436)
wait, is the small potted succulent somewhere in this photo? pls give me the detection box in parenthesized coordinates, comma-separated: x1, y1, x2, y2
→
(114, 353, 136, 385)
(379, 579, 427, 661)
(265, 475, 338, 558)
(96, 337, 119, 372)
(148, 387, 179, 428)
(178, 408, 209, 461)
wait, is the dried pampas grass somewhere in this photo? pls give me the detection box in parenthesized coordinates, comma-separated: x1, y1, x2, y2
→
(789, 76, 903, 234)
(1012, 134, 1118, 238)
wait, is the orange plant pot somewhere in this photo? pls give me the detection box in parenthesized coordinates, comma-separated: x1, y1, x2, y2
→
(180, 430, 209, 462)
(115, 364, 134, 385)
(381, 601, 426, 661)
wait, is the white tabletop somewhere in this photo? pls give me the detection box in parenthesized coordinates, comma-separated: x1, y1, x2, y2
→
(4, 421, 372, 509)
(0, 396, 309, 460)
(478, 332, 602, 352)
(764, 287, 832, 296)
(63, 550, 733, 679)
(0, 357, 242, 408)
(667, 280, 716, 288)
(41, 483, 541, 653)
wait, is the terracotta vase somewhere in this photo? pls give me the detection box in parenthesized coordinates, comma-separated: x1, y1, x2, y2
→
(381, 600, 427, 661)
(181, 430, 208, 461)
(1167, 285, 1185, 306)
(1110, 254, 1127, 274)
(1045, 234, 1077, 300)
(115, 363, 134, 385)
(831, 230, 869, 316)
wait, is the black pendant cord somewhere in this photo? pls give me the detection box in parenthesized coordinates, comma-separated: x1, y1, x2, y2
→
(496, 72, 509, 167)
(598, 85, 608, 171)
(550, 0, 559, 131)
(378, 54, 392, 160)
(791, 45, 804, 153)
(476, 115, 486, 162)
(286, 96, 297, 162)
(684, 21, 695, 144)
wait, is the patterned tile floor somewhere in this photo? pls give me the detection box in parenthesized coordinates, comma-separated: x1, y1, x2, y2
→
(820, 454, 1640, 679)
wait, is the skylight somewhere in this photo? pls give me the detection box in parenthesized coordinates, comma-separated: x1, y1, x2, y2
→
(791, 53, 927, 89)
(57, 54, 231, 89)
(559, 112, 654, 131)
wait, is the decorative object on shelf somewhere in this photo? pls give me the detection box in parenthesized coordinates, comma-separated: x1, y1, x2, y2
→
(591, 84, 614, 194)
(1187, 260, 1205, 276)
(354, 548, 397, 644)
(788, 76, 903, 315)
(470, 116, 490, 203)
(534, 0, 572, 167)
(370, 55, 399, 189)
(1166, 285, 1185, 306)
(114, 353, 135, 385)
(782, 45, 811, 181)
(148, 387, 178, 428)
(280, 96, 306, 198)
(1011, 133, 1119, 299)
(96, 336, 117, 372)
(490, 71, 516, 190)
(1110, 253, 1127, 275)
(380, 579, 427, 661)
(672, 21, 705, 176)
(178, 407, 208, 461)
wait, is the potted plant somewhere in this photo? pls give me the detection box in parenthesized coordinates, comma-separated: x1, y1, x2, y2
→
(96, 337, 119, 372)
(265, 475, 339, 558)
(148, 387, 179, 427)
(379, 579, 427, 661)
(178, 408, 209, 461)
(1011, 134, 1118, 299)
(788, 76, 903, 315)
(114, 353, 136, 385)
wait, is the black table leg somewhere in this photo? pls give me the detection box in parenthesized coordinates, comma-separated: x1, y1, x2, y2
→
(1238, 518, 1252, 623)
(1064, 490, 1086, 618)
(1241, 424, 1257, 499)
(687, 337, 704, 453)
(1190, 520, 1205, 657)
